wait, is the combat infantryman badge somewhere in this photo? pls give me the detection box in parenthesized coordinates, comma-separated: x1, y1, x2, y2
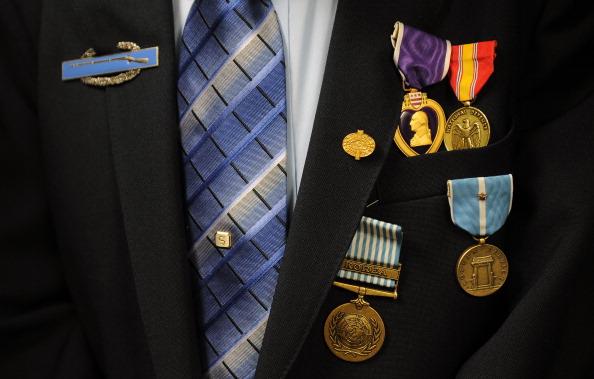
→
(390, 22, 451, 157)
(324, 217, 403, 362)
(445, 41, 497, 150)
(447, 174, 513, 296)
(62, 42, 159, 87)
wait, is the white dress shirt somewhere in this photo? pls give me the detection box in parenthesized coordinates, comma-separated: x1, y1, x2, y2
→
(172, 0, 338, 207)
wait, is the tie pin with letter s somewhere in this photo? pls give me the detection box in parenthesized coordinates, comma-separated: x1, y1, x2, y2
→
(61, 41, 159, 87)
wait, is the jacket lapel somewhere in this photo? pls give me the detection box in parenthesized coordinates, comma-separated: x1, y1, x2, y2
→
(255, 2, 402, 377)
(71, 0, 200, 377)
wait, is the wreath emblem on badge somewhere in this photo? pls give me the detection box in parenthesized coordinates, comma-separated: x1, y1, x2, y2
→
(328, 311, 381, 357)
(79, 41, 144, 87)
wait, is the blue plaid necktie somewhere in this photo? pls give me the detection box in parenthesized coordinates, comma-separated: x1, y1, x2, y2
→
(177, 0, 287, 377)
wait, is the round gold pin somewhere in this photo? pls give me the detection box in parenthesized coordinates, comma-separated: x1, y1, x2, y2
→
(456, 241, 508, 297)
(324, 296, 385, 362)
(444, 105, 490, 150)
(342, 130, 375, 160)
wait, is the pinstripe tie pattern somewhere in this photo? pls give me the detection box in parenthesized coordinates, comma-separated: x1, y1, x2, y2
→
(177, 1, 287, 377)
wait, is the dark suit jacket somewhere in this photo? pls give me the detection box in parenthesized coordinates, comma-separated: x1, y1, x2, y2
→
(2, 0, 594, 378)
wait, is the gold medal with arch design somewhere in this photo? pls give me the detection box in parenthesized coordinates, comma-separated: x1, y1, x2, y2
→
(456, 241, 508, 297)
(394, 90, 445, 157)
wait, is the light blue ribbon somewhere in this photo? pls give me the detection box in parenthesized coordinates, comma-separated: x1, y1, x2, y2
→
(336, 217, 403, 289)
(447, 174, 513, 237)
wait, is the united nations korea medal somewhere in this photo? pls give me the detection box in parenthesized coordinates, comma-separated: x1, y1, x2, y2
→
(447, 175, 513, 296)
(324, 217, 404, 362)
(324, 295, 385, 362)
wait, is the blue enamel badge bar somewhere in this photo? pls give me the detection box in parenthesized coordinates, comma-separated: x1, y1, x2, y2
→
(62, 46, 159, 81)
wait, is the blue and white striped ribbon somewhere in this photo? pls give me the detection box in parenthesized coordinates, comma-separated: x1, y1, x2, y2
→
(447, 174, 513, 237)
(336, 217, 403, 289)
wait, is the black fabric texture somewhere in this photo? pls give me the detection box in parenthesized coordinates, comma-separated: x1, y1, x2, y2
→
(2, 0, 199, 378)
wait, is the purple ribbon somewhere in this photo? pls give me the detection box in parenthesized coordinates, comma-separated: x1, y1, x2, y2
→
(391, 22, 451, 89)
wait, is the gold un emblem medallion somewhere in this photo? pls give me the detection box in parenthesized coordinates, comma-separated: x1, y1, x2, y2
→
(324, 295, 385, 362)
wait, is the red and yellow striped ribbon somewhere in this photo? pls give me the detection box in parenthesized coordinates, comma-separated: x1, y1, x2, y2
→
(449, 41, 497, 103)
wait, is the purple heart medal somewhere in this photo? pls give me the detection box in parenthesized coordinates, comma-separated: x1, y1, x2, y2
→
(391, 22, 451, 157)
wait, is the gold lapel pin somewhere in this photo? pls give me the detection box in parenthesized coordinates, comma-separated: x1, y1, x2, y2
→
(342, 130, 375, 160)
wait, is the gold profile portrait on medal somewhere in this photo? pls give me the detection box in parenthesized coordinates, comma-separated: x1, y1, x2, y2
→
(390, 21, 450, 157)
(394, 90, 445, 157)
